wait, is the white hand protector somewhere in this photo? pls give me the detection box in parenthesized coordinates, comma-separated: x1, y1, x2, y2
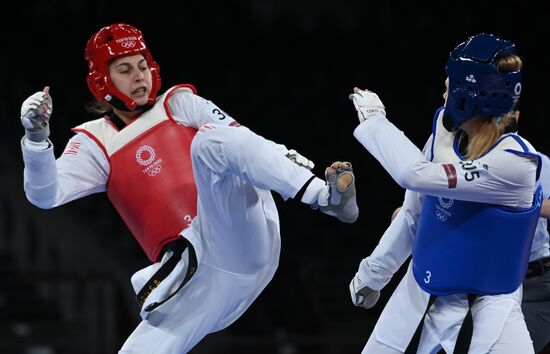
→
(348, 88, 386, 123)
(286, 149, 315, 170)
(317, 161, 359, 223)
(21, 89, 53, 142)
(349, 273, 380, 309)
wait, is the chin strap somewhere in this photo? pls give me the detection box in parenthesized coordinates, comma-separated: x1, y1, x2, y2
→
(105, 94, 154, 113)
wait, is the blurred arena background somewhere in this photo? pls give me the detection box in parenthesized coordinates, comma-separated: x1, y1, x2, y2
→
(1, 1, 549, 353)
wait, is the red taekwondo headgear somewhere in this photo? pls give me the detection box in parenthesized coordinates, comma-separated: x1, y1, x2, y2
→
(85, 23, 161, 111)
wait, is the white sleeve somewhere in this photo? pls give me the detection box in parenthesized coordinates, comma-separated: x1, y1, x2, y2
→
(355, 136, 432, 291)
(167, 91, 239, 129)
(353, 114, 537, 208)
(538, 153, 550, 200)
(358, 187, 423, 290)
(21, 133, 109, 208)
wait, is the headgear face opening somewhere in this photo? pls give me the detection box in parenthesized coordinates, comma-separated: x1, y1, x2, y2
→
(85, 23, 161, 111)
(444, 33, 521, 131)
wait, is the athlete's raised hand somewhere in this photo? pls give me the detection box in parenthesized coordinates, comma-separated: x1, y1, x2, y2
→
(21, 86, 52, 142)
(349, 87, 386, 123)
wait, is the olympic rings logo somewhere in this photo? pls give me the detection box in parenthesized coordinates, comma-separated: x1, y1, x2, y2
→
(436, 211, 448, 222)
(121, 41, 137, 49)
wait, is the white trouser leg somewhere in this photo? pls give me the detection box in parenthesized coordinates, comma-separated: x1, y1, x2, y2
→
(191, 124, 314, 200)
(120, 263, 262, 354)
(190, 124, 313, 273)
(362, 334, 405, 354)
(488, 303, 534, 354)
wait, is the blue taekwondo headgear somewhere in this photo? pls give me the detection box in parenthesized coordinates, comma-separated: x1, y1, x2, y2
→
(444, 33, 522, 131)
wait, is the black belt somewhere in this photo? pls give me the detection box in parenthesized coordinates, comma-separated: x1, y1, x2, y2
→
(136, 238, 197, 312)
(526, 256, 550, 278)
(405, 294, 477, 354)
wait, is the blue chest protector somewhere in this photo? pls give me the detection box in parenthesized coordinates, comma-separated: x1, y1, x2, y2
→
(413, 108, 542, 296)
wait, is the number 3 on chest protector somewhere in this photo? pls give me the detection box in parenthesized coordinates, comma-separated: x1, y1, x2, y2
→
(424, 271, 432, 284)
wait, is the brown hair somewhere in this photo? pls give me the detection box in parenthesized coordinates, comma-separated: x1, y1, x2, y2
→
(85, 100, 112, 116)
(465, 55, 522, 160)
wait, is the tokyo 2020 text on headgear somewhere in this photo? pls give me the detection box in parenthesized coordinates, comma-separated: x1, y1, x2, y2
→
(444, 33, 522, 131)
(85, 23, 161, 112)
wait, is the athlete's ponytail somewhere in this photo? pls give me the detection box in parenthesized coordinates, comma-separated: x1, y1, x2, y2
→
(465, 55, 522, 160)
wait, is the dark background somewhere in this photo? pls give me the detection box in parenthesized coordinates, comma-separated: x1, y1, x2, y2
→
(1, 1, 549, 353)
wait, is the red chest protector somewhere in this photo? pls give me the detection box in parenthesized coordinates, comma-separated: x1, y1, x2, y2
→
(73, 85, 198, 262)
